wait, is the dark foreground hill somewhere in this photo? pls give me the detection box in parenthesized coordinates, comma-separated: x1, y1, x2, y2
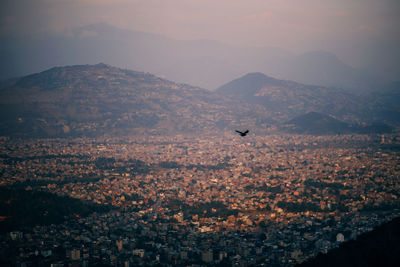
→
(0, 64, 271, 137)
(0, 187, 111, 233)
(298, 216, 400, 267)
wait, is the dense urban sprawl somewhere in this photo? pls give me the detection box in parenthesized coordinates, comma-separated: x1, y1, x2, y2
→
(1, 133, 399, 266)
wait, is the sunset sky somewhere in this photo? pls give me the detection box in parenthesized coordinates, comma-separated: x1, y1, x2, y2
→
(1, 0, 399, 77)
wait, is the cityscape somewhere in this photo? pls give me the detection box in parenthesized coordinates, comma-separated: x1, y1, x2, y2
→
(1, 133, 399, 266)
(1, 1, 400, 266)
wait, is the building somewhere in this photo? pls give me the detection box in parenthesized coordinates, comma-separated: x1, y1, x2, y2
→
(202, 249, 213, 263)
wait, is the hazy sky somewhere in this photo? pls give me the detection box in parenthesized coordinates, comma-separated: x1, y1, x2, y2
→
(1, 0, 399, 73)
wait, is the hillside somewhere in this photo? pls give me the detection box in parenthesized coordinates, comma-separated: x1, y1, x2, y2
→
(365, 81, 400, 125)
(0, 187, 111, 233)
(298, 216, 400, 267)
(0, 64, 272, 137)
(216, 72, 366, 123)
(216, 72, 398, 125)
(282, 112, 351, 135)
(0, 64, 397, 138)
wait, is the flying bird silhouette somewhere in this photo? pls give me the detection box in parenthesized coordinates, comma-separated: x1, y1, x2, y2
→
(235, 130, 249, 137)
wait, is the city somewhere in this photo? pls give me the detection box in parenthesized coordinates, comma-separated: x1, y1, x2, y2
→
(1, 1, 400, 266)
(1, 133, 399, 266)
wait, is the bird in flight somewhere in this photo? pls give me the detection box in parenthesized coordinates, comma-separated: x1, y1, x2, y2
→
(235, 130, 249, 137)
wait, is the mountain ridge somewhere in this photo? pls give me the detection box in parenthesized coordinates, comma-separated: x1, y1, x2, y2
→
(216, 72, 365, 123)
(216, 72, 400, 127)
(0, 64, 397, 138)
(283, 112, 351, 135)
(281, 112, 392, 135)
(0, 63, 272, 137)
(0, 22, 384, 92)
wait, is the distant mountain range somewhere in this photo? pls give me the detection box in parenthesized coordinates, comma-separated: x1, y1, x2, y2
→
(0, 64, 397, 137)
(0, 23, 385, 92)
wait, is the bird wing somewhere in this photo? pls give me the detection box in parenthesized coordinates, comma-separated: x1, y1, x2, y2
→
(235, 130, 243, 134)
(244, 130, 249, 134)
